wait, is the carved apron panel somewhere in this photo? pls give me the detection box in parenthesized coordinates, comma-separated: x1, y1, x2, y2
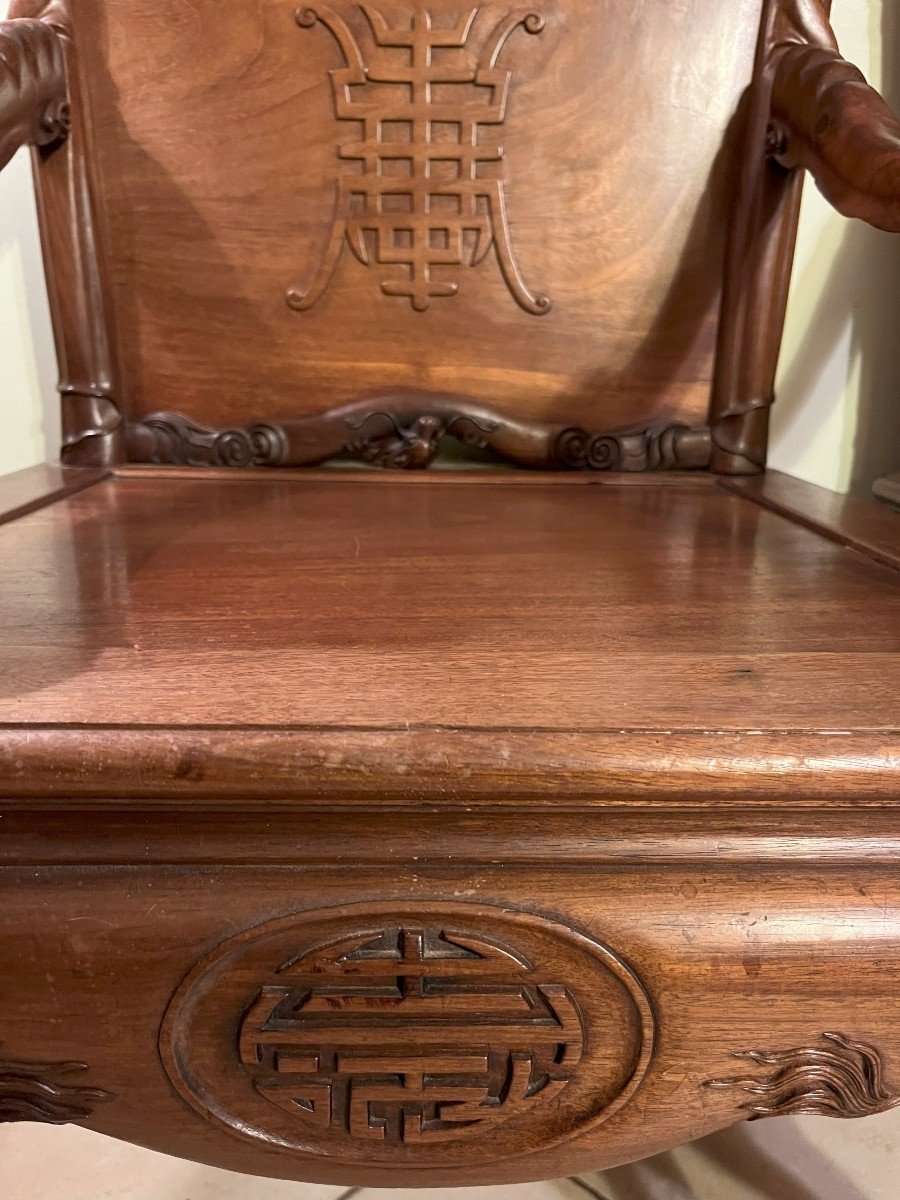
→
(160, 902, 654, 1167)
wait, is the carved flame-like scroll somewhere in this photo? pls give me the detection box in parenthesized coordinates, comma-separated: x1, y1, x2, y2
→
(0, 1057, 112, 1125)
(708, 1032, 900, 1120)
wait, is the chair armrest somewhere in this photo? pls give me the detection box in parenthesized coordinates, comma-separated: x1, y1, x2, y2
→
(0, 16, 68, 173)
(770, 41, 900, 231)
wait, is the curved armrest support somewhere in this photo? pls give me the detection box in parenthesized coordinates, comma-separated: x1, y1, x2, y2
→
(770, 42, 900, 231)
(0, 17, 68, 174)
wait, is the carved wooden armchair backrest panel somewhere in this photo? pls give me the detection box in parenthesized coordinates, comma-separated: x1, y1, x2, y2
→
(5, 0, 900, 472)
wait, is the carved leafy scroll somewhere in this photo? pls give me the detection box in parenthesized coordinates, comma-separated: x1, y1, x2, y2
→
(707, 1032, 900, 1120)
(0, 1057, 113, 1124)
(124, 402, 712, 472)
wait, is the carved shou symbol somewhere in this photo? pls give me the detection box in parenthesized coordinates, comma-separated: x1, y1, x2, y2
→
(288, 5, 551, 313)
(160, 903, 654, 1164)
(238, 925, 583, 1142)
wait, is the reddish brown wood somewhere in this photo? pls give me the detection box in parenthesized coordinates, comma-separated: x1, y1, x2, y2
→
(1, 0, 899, 1186)
(0, 1058, 113, 1124)
(6, 0, 898, 472)
(769, 0, 900, 231)
(3, 727, 897, 807)
(707, 0, 807, 475)
(10, 0, 124, 467)
(720, 469, 900, 571)
(0, 11, 68, 172)
(707, 1032, 900, 1119)
(123, 402, 712, 471)
(1, 860, 899, 1184)
(0, 473, 897, 731)
(0, 471, 897, 1182)
(0, 462, 108, 527)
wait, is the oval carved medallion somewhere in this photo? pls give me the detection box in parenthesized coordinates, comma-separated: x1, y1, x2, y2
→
(160, 903, 654, 1166)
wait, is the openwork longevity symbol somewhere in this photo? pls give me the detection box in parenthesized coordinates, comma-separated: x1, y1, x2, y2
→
(288, 5, 552, 313)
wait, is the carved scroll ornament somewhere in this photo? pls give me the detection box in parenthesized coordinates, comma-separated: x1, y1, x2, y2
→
(124, 401, 712, 472)
(0, 1057, 113, 1124)
(707, 1032, 900, 1120)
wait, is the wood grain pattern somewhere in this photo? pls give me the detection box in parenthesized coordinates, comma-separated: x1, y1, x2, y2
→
(0, 473, 897, 1183)
(16, 0, 763, 450)
(0, 463, 109, 527)
(769, 0, 900, 231)
(161, 905, 652, 1162)
(1, 0, 899, 1185)
(720, 469, 900, 571)
(10, 0, 124, 467)
(0, 474, 896, 732)
(2, 864, 899, 1184)
(4, 728, 897, 807)
(8, 0, 898, 472)
(286, 5, 553, 315)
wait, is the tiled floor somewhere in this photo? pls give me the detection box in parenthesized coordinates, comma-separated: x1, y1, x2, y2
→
(3, 1108, 900, 1200)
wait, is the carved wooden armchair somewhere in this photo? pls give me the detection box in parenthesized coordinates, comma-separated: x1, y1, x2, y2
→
(1, 0, 898, 1187)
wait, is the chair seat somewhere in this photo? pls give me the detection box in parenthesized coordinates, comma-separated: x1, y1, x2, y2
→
(1, 467, 898, 781)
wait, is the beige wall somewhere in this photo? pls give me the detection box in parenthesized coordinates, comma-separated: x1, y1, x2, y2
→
(1, 0, 896, 490)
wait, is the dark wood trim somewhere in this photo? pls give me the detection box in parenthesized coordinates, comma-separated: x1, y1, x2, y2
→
(0, 463, 109, 527)
(111, 465, 717, 487)
(707, 0, 900, 472)
(123, 402, 712, 473)
(2, 727, 897, 807)
(719, 470, 900, 572)
(708, 0, 808, 475)
(874, 472, 900, 510)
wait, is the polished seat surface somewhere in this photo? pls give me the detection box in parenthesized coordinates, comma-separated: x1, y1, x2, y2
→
(2, 471, 896, 733)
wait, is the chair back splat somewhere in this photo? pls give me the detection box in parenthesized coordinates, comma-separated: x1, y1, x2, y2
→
(6, 0, 900, 472)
